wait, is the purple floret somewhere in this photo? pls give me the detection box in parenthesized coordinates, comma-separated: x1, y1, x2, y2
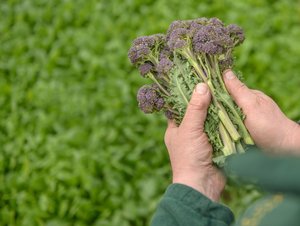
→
(201, 42, 224, 55)
(189, 21, 204, 36)
(219, 57, 234, 71)
(139, 63, 154, 77)
(132, 34, 165, 48)
(137, 85, 165, 113)
(133, 36, 156, 48)
(192, 25, 232, 55)
(164, 110, 174, 119)
(227, 24, 245, 45)
(128, 44, 151, 64)
(157, 57, 174, 74)
(166, 20, 189, 39)
(159, 46, 172, 59)
(167, 28, 189, 51)
(128, 34, 166, 65)
(209, 17, 224, 27)
(193, 17, 209, 25)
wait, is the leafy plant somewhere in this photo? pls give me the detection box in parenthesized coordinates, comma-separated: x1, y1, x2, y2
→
(0, 0, 299, 225)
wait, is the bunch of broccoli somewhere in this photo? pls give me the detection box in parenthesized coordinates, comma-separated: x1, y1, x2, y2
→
(128, 17, 254, 165)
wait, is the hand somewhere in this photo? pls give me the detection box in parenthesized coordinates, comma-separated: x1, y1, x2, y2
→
(164, 83, 225, 202)
(223, 70, 300, 154)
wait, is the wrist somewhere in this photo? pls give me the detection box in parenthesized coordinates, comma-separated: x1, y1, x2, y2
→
(172, 167, 225, 202)
(284, 121, 300, 154)
(289, 122, 300, 155)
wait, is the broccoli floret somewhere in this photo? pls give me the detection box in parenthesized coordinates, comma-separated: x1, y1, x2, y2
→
(137, 84, 165, 113)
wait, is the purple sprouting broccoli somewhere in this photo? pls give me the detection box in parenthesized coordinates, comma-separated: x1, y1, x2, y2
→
(157, 57, 174, 75)
(128, 34, 165, 66)
(128, 34, 171, 96)
(139, 62, 154, 77)
(192, 25, 232, 55)
(166, 20, 190, 40)
(164, 109, 175, 120)
(128, 44, 151, 64)
(137, 84, 165, 114)
(219, 57, 234, 71)
(226, 24, 245, 46)
(167, 28, 190, 51)
(208, 17, 224, 27)
(129, 17, 253, 163)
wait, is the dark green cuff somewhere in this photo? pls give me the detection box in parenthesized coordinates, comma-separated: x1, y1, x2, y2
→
(165, 183, 234, 224)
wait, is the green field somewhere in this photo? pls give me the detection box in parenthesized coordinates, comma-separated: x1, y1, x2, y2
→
(0, 0, 300, 225)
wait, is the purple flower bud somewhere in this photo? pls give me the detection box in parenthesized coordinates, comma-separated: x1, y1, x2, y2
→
(202, 42, 224, 55)
(219, 57, 234, 71)
(159, 46, 172, 60)
(166, 20, 189, 39)
(137, 85, 165, 113)
(133, 36, 156, 48)
(167, 28, 189, 51)
(192, 25, 232, 55)
(209, 17, 224, 27)
(157, 57, 174, 74)
(193, 17, 209, 25)
(227, 24, 245, 45)
(128, 44, 151, 64)
(189, 22, 204, 36)
(165, 110, 175, 119)
(139, 63, 154, 77)
(128, 34, 166, 65)
(152, 34, 166, 43)
(156, 97, 165, 110)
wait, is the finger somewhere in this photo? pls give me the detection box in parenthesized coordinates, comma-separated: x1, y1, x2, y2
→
(223, 70, 255, 107)
(180, 83, 211, 132)
(165, 120, 178, 148)
(252, 90, 264, 95)
(167, 119, 178, 129)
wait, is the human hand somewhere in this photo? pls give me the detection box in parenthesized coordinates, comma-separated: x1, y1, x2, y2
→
(164, 83, 225, 202)
(223, 70, 300, 154)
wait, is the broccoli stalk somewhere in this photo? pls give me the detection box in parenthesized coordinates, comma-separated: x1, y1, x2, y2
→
(128, 17, 254, 165)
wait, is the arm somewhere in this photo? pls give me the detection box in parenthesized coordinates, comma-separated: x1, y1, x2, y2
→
(151, 83, 234, 226)
(151, 184, 233, 226)
(223, 70, 300, 154)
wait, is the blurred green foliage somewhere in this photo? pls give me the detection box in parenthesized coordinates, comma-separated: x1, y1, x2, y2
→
(0, 0, 299, 225)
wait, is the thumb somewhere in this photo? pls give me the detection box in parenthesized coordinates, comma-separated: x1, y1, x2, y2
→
(180, 83, 211, 132)
(223, 70, 254, 107)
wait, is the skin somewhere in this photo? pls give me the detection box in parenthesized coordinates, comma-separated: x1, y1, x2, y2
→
(164, 70, 300, 202)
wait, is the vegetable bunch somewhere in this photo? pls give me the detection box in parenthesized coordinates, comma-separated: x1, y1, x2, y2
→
(128, 17, 254, 165)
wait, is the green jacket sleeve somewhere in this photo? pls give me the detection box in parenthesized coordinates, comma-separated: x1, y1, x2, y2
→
(151, 183, 234, 226)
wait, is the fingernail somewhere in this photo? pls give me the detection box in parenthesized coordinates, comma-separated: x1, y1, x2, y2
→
(196, 83, 208, 95)
(224, 70, 236, 80)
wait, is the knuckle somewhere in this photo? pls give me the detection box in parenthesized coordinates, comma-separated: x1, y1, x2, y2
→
(237, 83, 247, 93)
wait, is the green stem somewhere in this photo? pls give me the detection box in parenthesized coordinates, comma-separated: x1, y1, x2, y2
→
(217, 104, 241, 142)
(197, 55, 211, 78)
(236, 140, 245, 153)
(182, 49, 208, 83)
(219, 122, 236, 156)
(213, 55, 230, 95)
(164, 105, 180, 115)
(148, 73, 170, 96)
(149, 55, 159, 66)
(217, 92, 254, 145)
(160, 75, 170, 85)
(211, 56, 254, 145)
(180, 49, 243, 143)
